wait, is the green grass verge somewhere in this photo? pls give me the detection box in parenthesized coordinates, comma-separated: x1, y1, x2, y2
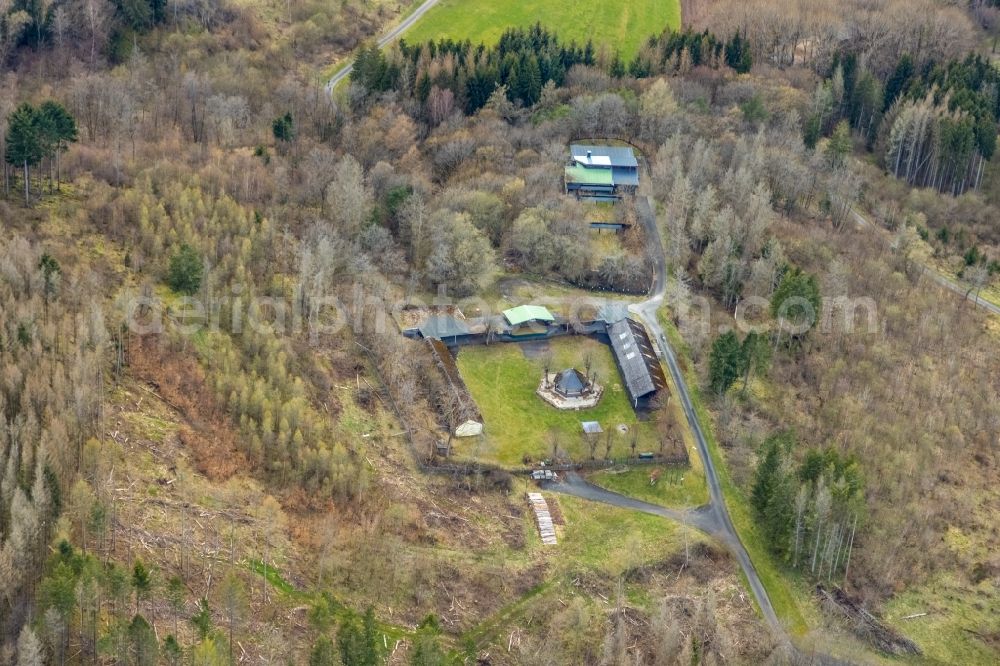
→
(588, 465, 708, 508)
(403, 0, 681, 59)
(933, 265, 1000, 310)
(321, 0, 427, 83)
(248, 558, 305, 598)
(882, 574, 1000, 664)
(247, 559, 415, 642)
(454, 338, 660, 466)
(657, 309, 809, 636)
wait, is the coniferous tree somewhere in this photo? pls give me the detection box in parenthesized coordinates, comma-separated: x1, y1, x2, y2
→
(803, 113, 822, 149)
(751, 436, 783, 518)
(167, 244, 203, 295)
(708, 330, 742, 395)
(337, 607, 381, 666)
(825, 120, 852, 168)
(162, 635, 182, 666)
(771, 267, 822, 343)
(128, 615, 158, 666)
(166, 575, 185, 636)
(271, 112, 295, 143)
(38, 252, 60, 319)
(190, 598, 213, 640)
(5, 103, 44, 204)
(738, 330, 770, 395)
(36, 100, 76, 190)
(724, 32, 751, 73)
(883, 54, 914, 112)
(131, 560, 152, 615)
(609, 51, 625, 78)
(764, 466, 796, 556)
(410, 615, 444, 666)
(309, 636, 337, 666)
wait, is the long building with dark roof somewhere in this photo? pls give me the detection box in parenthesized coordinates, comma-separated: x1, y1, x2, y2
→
(606, 317, 668, 408)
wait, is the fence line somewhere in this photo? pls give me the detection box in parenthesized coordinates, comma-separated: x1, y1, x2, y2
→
(356, 340, 688, 479)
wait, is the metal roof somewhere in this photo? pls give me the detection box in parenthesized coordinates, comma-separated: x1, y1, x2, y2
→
(581, 421, 603, 434)
(503, 305, 555, 326)
(554, 368, 588, 394)
(597, 303, 630, 323)
(574, 154, 612, 166)
(606, 318, 668, 404)
(611, 166, 640, 186)
(418, 314, 471, 339)
(570, 144, 638, 168)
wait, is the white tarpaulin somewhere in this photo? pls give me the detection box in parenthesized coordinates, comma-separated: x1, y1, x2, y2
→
(454, 420, 484, 437)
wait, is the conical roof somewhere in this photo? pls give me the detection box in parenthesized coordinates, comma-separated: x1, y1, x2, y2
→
(554, 368, 587, 394)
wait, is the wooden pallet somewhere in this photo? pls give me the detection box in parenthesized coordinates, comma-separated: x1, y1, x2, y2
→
(528, 493, 558, 545)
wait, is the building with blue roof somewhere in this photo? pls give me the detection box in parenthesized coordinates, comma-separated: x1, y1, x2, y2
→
(565, 144, 640, 201)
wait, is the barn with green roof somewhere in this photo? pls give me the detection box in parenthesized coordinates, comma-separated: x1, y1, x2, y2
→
(503, 305, 556, 339)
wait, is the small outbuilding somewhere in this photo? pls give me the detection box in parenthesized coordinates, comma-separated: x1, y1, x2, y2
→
(418, 314, 471, 340)
(537, 367, 603, 410)
(503, 305, 555, 327)
(553, 368, 590, 398)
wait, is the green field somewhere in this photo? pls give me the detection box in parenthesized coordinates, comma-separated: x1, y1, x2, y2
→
(403, 0, 682, 59)
(589, 465, 708, 508)
(454, 338, 662, 466)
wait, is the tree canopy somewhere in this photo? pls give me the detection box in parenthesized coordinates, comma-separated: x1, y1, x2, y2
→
(770, 267, 822, 340)
(167, 244, 204, 295)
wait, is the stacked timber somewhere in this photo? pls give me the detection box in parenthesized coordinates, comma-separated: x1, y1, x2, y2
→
(528, 492, 558, 545)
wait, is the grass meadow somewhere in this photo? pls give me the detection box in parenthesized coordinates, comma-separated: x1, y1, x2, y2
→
(454, 337, 661, 466)
(403, 0, 682, 59)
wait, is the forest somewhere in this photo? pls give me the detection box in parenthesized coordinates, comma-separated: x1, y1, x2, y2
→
(0, 0, 999, 663)
(357, 24, 751, 113)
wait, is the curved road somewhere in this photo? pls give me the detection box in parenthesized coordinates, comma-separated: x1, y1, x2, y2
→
(545, 471, 718, 532)
(547, 194, 784, 636)
(851, 208, 1000, 316)
(632, 196, 784, 633)
(325, 0, 442, 94)
(329, 4, 788, 639)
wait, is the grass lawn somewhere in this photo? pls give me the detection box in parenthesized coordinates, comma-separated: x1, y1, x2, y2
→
(454, 337, 662, 466)
(554, 494, 694, 576)
(588, 465, 708, 508)
(403, 0, 681, 60)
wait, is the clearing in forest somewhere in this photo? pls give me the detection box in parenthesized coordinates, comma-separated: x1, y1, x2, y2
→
(403, 0, 681, 60)
(454, 337, 663, 466)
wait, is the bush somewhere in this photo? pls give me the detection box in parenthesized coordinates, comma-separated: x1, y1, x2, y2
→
(167, 244, 203, 295)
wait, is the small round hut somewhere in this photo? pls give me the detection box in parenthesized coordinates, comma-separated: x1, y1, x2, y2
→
(538, 367, 603, 409)
(553, 368, 590, 398)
